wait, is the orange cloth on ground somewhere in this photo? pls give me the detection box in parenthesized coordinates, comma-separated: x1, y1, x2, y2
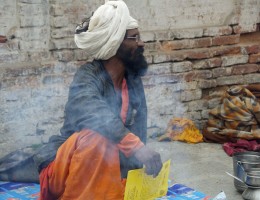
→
(39, 78, 144, 200)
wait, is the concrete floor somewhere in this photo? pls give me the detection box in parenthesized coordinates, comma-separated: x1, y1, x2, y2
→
(147, 139, 244, 200)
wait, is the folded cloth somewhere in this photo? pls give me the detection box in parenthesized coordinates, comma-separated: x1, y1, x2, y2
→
(203, 85, 260, 143)
(223, 139, 260, 156)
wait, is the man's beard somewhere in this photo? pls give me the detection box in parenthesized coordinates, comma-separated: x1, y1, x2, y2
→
(117, 46, 148, 76)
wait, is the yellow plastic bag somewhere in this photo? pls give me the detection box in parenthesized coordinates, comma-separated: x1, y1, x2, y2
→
(158, 118, 203, 143)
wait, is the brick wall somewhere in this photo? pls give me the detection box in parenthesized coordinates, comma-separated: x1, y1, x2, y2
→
(0, 0, 259, 156)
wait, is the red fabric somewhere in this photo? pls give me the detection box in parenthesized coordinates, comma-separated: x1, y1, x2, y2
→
(120, 78, 129, 124)
(223, 139, 260, 156)
(39, 161, 55, 200)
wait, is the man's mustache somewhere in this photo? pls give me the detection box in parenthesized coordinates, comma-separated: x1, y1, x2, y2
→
(135, 47, 144, 55)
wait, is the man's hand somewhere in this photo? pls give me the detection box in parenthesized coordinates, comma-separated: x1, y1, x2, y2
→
(134, 146, 162, 177)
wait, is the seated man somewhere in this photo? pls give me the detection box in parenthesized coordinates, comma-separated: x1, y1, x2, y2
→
(34, 1, 162, 199)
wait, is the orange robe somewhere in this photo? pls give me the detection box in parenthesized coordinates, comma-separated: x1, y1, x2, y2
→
(39, 79, 144, 200)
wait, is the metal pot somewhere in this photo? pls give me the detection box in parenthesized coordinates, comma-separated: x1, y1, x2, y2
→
(245, 170, 260, 187)
(233, 151, 260, 192)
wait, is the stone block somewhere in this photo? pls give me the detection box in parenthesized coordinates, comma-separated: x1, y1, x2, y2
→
(244, 45, 260, 54)
(51, 38, 76, 50)
(249, 53, 260, 63)
(171, 28, 203, 39)
(221, 55, 249, 67)
(198, 79, 217, 89)
(154, 30, 173, 41)
(188, 100, 208, 111)
(184, 70, 212, 82)
(180, 89, 202, 102)
(19, 4, 47, 16)
(231, 64, 259, 75)
(52, 16, 69, 28)
(208, 98, 221, 109)
(20, 40, 49, 50)
(244, 74, 260, 84)
(172, 61, 193, 73)
(20, 0, 42, 3)
(212, 67, 232, 78)
(212, 34, 240, 46)
(20, 16, 46, 27)
(42, 75, 65, 85)
(201, 110, 210, 119)
(203, 26, 233, 36)
(17, 27, 49, 41)
(216, 75, 244, 86)
(52, 50, 74, 62)
(193, 57, 222, 69)
(50, 4, 65, 16)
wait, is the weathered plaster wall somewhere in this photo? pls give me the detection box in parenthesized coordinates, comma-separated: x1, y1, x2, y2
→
(0, 0, 260, 156)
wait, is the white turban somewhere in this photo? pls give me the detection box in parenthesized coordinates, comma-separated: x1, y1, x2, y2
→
(74, 0, 139, 60)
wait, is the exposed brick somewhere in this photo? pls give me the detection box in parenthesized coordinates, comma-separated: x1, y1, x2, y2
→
(211, 45, 241, 57)
(232, 64, 259, 75)
(52, 50, 74, 62)
(172, 61, 193, 73)
(145, 42, 160, 53)
(51, 27, 74, 39)
(221, 55, 249, 67)
(0, 35, 7, 43)
(50, 38, 76, 50)
(0, 40, 19, 53)
(28, 51, 50, 61)
(184, 70, 212, 82)
(52, 16, 69, 28)
(203, 26, 233, 37)
(180, 89, 202, 102)
(212, 67, 232, 78)
(161, 37, 212, 51)
(20, 16, 46, 27)
(186, 49, 211, 60)
(154, 30, 173, 41)
(161, 40, 190, 51)
(244, 74, 260, 84)
(216, 75, 244, 86)
(147, 62, 192, 75)
(249, 53, 260, 63)
(153, 52, 186, 63)
(19, 4, 47, 16)
(42, 75, 65, 84)
(212, 35, 240, 46)
(232, 25, 242, 34)
(17, 27, 49, 41)
(244, 45, 260, 54)
(20, 40, 49, 50)
(198, 79, 217, 89)
(184, 111, 202, 121)
(20, 0, 42, 3)
(171, 28, 203, 39)
(142, 74, 182, 86)
(0, 52, 28, 63)
(188, 100, 208, 111)
(74, 49, 92, 61)
(193, 37, 212, 48)
(50, 4, 64, 16)
(193, 57, 222, 69)
(208, 98, 222, 109)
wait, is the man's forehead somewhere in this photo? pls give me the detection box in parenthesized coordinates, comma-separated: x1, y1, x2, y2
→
(126, 28, 139, 36)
